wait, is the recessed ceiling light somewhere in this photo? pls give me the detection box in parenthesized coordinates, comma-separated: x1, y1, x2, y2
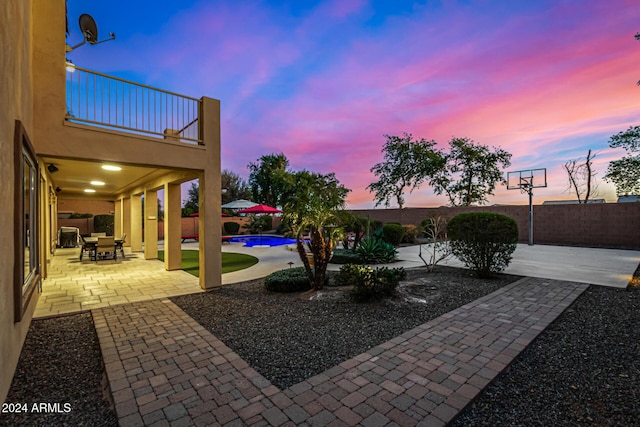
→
(90, 181, 105, 186)
(102, 165, 121, 171)
(84, 189, 96, 193)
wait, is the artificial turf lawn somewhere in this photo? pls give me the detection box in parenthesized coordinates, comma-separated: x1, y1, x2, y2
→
(157, 250, 258, 277)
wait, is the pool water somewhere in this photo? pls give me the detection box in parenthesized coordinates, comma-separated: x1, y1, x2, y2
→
(228, 235, 296, 247)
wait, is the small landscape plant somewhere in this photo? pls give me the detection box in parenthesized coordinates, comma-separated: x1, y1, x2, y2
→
(382, 222, 406, 246)
(264, 267, 311, 293)
(335, 264, 406, 302)
(401, 224, 420, 244)
(447, 212, 518, 278)
(418, 215, 452, 272)
(330, 248, 363, 264)
(356, 237, 397, 264)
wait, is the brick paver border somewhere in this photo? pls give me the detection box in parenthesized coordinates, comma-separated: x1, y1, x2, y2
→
(92, 276, 588, 426)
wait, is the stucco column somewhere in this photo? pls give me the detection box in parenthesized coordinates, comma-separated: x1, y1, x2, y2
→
(114, 199, 122, 238)
(199, 97, 221, 289)
(164, 183, 182, 270)
(130, 194, 142, 252)
(144, 190, 158, 260)
(122, 197, 131, 248)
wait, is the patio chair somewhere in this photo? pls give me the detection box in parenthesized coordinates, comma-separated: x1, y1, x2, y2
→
(115, 233, 126, 257)
(94, 236, 116, 261)
(79, 235, 95, 261)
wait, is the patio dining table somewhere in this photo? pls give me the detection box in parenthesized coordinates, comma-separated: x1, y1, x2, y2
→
(80, 237, 124, 261)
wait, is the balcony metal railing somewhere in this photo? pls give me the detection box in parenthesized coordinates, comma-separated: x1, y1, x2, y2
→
(66, 66, 202, 144)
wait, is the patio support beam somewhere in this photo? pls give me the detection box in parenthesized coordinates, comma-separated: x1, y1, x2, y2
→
(122, 197, 131, 249)
(114, 199, 122, 240)
(144, 190, 158, 260)
(130, 194, 142, 252)
(164, 183, 182, 270)
(198, 97, 222, 290)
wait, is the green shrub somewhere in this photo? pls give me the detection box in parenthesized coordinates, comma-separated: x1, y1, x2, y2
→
(264, 267, 311, 292)
(401, 224, 420, 243)
(382, 223, 405, 246)
(370, 220, 384, 232)
(356, 237, 397, 264)
(275, 220, 291, 236)
(330, 248, 363, 264)
(69, 213, 93, 219)
(447, 212, 518, 278)
(260, 215, 272, 231)
(223, 222, 240, 234)
(335, 264, 406, 302)
(244, 215, 272, 234)
(93, 214, 114, 236)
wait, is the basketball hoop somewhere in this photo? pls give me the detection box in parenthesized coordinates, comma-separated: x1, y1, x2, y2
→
(507, 168, 547, 245)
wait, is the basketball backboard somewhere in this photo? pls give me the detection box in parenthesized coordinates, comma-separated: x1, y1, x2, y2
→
(507, 168, 547, 190)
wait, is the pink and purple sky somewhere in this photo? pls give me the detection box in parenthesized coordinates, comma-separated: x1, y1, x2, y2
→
(67, 0, 640, 208)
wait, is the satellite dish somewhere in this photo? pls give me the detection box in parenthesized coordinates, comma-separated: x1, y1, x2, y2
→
(79, 14, 99, 44)
(66, 13, 116, 52)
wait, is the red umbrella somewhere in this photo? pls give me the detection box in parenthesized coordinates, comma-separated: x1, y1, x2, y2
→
(236, 204, 282, 214)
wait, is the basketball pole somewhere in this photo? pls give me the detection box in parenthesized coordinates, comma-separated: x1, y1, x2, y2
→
(528, 185, 533, 246)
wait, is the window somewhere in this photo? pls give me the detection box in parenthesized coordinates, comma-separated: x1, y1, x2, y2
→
(14, 120, 39, 322)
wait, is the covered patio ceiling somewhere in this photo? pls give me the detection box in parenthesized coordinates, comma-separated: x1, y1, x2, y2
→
(41, 157, 197, 198)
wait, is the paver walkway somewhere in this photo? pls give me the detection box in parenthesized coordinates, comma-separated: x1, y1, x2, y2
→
(93, 277, 588, 426)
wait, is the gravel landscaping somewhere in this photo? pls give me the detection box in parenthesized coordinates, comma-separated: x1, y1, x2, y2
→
(1, 313, 117, 427)
(451, 285, 640, 426)
(3, 264, 639, 426)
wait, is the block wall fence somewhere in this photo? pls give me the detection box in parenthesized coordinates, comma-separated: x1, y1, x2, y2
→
(350, 203, 640, 250)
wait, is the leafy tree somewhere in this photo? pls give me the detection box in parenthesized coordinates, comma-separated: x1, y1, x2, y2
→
(564, 149, 599, 203)
(221, 169, 251, 204)
(367, 133, 445, 209)
(282, 171, 350, 290)
(604, 125, 640, 195)
(433, 137, 512, 206)
(248, 153, 290, 207)
(182, 182, 199, 217)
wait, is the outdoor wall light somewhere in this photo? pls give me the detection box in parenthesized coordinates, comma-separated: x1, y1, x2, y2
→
(65, 59, 75, 73)
(101, 165, 121, 171)
(84, 189, 96, 193)
(90, 180, 105, 186)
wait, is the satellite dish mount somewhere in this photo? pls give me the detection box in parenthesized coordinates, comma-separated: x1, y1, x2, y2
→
(66, 14, 115, 52)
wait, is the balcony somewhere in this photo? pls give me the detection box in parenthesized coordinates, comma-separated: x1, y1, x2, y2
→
(65, 65, 202, 144)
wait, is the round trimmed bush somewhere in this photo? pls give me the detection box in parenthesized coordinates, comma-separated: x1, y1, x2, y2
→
(264, 267, 311, 293)
(447, 212, 518, 278)
(382, 223, 406, 246)
(223, 221, 240, 234)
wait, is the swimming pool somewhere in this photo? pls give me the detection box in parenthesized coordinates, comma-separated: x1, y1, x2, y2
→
(228, 235, 297, 247)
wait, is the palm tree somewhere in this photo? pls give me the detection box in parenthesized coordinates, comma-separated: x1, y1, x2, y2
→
(282, 170, 350, 291)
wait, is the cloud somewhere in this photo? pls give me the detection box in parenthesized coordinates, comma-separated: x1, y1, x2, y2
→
(68, 0, 640, 207)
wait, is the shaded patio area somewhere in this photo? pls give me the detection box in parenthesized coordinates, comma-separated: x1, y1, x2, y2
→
(34, 247, 202, 319)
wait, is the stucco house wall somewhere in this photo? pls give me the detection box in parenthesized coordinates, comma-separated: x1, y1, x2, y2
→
(0, 0, 39, 404)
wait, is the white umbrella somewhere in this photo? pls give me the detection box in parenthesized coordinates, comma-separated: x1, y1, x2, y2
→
(221, 199, 258, 209)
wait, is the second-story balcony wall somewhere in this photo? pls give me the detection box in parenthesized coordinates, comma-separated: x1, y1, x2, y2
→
(66, 66, 201, 144)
